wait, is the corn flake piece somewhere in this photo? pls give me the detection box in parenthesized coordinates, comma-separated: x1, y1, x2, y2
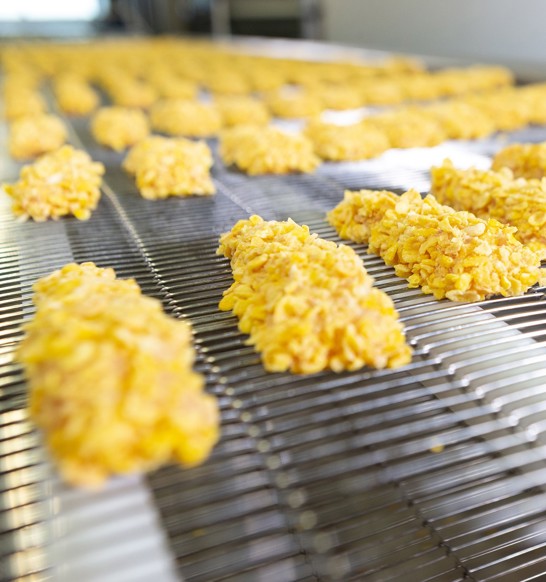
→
(91, 106, 150, 151)
(431, 159, 546, 256)
(220, 126, 320, 175)
(218, 215, 411, 373)
(18, 262, 219, 487)
(123, 136, 215, 199)
(8, 114, 67, 160)
(328, 189, 544, 302)
(3, 145, 104, 221)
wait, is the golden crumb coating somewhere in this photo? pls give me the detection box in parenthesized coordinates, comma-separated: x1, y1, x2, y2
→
(265, 88, 323, 118)
(150, 99, 222, 137)
(328, 189, 544, 302)
(218, 215, 411, 373)
(91, 107, 150, 151)
(53, 74, 99, 116)
(8, 114, 67, 160)
(315, 84, 363, 110)
(123, 136, 215, 199)
(4, 89, 47, 121)
(431, 159, 546, 256)
(367, 108, 447, 149)
(215, 96, 270, 127)
(424, 101, 495, 140)
(18, 262, 220, 487)
(462, 89, 531, 132)
(305, 119, 390, 161)
(3, 145, 104, 221)
(492, 142, 546, 179)
(219, 126, 320, 175)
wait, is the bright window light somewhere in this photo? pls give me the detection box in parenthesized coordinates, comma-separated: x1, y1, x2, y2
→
(0, 0, 102, 21)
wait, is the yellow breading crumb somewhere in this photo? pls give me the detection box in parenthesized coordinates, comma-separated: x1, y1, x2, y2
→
(217, 215, 411, 373)
(91, 107, 150, 152)
(492, 142, 546, 179)
(8, 114, 67, 160)
(305, 120, 390, 161)
(424, 102, 495, 140)
(219, 126, 320, 175)
(431, 159, 546, 256)
(3, 145, 104, 221)
(328, 189, 544, 302)
(462, 89, 531, 132)
(215, 96, 270, 128)
(150, 99, 222, 137)
(367, 107, 447, 149)
(123, 136, 215, 199)
(265, 89, 323, 119)
(17, 262, 219, 487)
(53, 74, 99, 116)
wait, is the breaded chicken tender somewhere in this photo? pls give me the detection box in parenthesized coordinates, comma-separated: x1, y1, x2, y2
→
(492, 142, 546, 180)
(18, 263, 219, 487)
(8, 114, 67, 160)
(123, 136, 215, 199)
(328, 189, 544, 302)
(431, 159, 546, 257)
(218, 215, 411, 373)
(220, 126, 320, 175)
(91, 106, 150, 151)
(150, 99, 221, 137)
(2, 145, 104, 221)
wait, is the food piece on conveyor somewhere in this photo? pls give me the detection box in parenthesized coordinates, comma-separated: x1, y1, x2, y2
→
(491, 142, 546, 179)
(8, 114, 67, 160)
(3, 86, 47, 121)
(366, 107, 447, 148)
(314, 84, 364, 110)
(2, 145, 104, 221)
(53, 74, 100, 116)
(431, 159, 546, 256)
(217, 215, 412, 373)
(219, 126, 320, 175)
(305, 119, 390, 161)
(517, 83, 546, 125)
(104, 76, 158, 109)
(461, 89, 531, 132)
(358, 78, 405, 106)
(17, 262, 219, 487)
(265, 88, 323, 119)
(147, 68, 198, 100)
(328, 189, 544, 302)
(423, 101, 495, 140)
(91, 106, 150, 151)
(123, 136, 215, 199)
(149, 99, 222, 137)
(202, 69, 250, 96)
(215, 96, 270, 128)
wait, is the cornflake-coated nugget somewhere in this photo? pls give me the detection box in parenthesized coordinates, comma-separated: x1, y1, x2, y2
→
(328, 189, 545, 302)
(431, 159, 546, 257)
(53, 75, 99, 116)
(2, 145, 104, 221)
(8, 114, 67, 160)
(220, 126, 320, 175)
(91, 106, 150, 151)
(215, 96, 270, 128)
(492, 142, 546, 180)
(150, 99, 221, 137)
(305, 119, 390, 161)
(218, 215, 411, 373)
(18, 263, 220, 487)
(123, 136, 215, 199)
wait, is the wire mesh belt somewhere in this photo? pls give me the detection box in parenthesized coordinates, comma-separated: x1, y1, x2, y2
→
(3, 105, 546, 582)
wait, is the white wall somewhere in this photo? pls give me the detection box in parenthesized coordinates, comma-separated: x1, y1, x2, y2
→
(323, 0, 546, 77)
